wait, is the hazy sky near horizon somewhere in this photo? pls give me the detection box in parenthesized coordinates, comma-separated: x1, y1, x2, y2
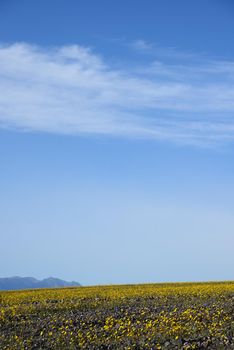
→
(1, 0, 234, 285)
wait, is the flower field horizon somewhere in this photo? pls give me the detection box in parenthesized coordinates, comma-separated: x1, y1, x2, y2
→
(1, 281, 234, 349)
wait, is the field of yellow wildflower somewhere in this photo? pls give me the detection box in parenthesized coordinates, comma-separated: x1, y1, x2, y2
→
(1, 281, 234, 349)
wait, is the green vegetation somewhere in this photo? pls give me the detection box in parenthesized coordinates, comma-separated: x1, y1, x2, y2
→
(1, 282, 234, 349)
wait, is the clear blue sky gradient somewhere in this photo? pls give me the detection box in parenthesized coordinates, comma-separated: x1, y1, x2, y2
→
(0, 0, 234, 285)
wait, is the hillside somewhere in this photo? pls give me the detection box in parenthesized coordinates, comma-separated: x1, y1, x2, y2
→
(0, 276, 81, 290)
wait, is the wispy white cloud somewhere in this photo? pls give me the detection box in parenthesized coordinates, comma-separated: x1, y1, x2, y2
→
(0, 42, 234, 146)
(130, 39, 153, 52)
(130, 39, 200, 61)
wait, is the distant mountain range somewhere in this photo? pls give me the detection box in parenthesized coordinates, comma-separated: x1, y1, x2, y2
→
(0, 276, 81, 290)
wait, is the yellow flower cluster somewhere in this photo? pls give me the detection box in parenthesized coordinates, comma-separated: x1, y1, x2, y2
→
(1, 281, 234, 349)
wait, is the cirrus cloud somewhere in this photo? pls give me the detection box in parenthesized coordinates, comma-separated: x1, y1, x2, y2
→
(0, 42, 234, 146)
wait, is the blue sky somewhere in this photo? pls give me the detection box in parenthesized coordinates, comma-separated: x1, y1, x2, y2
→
(0, 0, 234, 285)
